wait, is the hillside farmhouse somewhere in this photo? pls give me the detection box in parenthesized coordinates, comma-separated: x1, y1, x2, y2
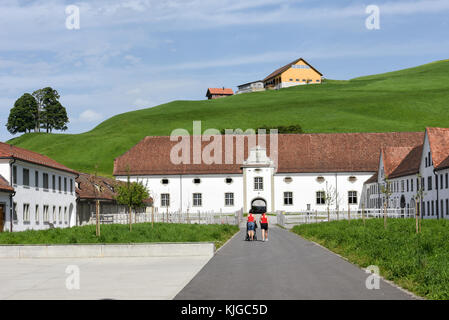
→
(206, 88, 234, 100)
(0, 142, 78, 232)
(263, 58, 323, 89)
(363, 127, 449, 219)
(113, 131, 439, 216)
(236, 58, 323, 93)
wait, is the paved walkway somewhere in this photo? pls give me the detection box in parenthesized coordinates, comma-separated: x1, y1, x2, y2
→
(0, 256, 210, 300)
(175, 225, 415, 300)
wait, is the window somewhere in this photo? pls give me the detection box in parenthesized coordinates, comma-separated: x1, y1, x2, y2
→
(70, 179, 73, 193)
(64, 177, 67, 193)
(35, 205, 39, 223)
(43, 205, 49, 222)
(35, 171, 39, 188)
(53, 206, 57, 223)
(441, 175, 444, 190)
(446, 173, 448, 189)
(425, 157, 428, 167)
(411, 179, 414, 192)
(23, 204, 30, 223)
(289, 78, 293, 81)
(225, 178, 233, 184)
(23, 168, 30, 187)
(58, 206, 62, 224)
(52, 175, 56, 190)
(193, 178, 201, 184)
(428, 176, 432, 191)
(193, 193, 202, 207)
(43, 173, 49, 190)
(401, 180, 404, 193)
(427, 201, 430, 217)
(58, 176, 62, 192)
(225, 193, 234, 206)
(348, 191, 357, 204)
(13, 166, 17, 185)
(284, 192, 293, 205)
(446, 199, 448, 216)
(254, 177, 263, 191)
(64, 207, 68, 224)
(428, 152, 431, 166)
(316, 191, 325, 205)
(161, 179, 169, 185)
(296, 79, 299, 81)
(13, 203, 17, 223)
(432, 201, 435, 216)
(161, 194, 170, 207)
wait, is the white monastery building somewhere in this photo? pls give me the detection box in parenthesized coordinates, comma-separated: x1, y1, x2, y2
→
(114, 131, 431, 215)
(363, 127, 449, 219)
(0, 142, 78, 232)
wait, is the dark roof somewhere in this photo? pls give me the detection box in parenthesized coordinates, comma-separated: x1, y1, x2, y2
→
(0, 174, 14, 193)
(114, 132, 424, 176)
(0, 142, 78, 175)
(381, 146, 416, 177)
(364, 173, 378, 184)
(76, 173, 153, 205)
(237, 80, 263, 88)
(263, 58, 323, 82)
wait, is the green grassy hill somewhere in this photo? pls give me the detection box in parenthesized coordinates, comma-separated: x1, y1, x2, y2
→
(8, 59, 449, 176)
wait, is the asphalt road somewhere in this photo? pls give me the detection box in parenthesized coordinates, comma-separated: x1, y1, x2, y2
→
(175, 226, 415, 300)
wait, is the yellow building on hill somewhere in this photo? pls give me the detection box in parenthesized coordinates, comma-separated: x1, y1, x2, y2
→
(263, 58, 323, 89)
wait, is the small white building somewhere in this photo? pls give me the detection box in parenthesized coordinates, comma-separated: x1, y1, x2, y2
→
(0, 142, 78, 232)
(236, 81, 265, 94)
(114, 132, 424, 214)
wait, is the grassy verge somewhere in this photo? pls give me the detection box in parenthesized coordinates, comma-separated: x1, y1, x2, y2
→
(292, 219, 449, 300)
(0, 223, 239, 249)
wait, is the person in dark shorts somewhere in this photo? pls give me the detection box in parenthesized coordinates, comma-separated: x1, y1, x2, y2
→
(247, 212, 256, 241)
(260, 212, 269, 242)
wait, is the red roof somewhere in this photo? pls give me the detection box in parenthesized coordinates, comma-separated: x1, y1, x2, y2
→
(381, 146, 416, 177)
(206, 88, 234, 96)
(427, 127, 449, 170)
(388, 145, 423, 179)
(0, 175, 14, 193)
(0, 142, 78, 175)
(114, 132, 424, 176)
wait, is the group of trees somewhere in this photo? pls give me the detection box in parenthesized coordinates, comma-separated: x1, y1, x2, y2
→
(7, 87, 69, 134)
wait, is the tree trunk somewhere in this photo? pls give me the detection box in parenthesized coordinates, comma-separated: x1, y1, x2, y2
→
(362, 203, 365, 226)
(384, 202, 387, 229)
(348, 206, 350, 223)
(327, 207, 330, 222)
(96, 200, 100, 237)
(415, 202, 419, 234)
(151, 206, 154, 229)
(129, 206, 132, 232)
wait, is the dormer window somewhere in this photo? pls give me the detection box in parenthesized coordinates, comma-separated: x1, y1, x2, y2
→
(316, 176, 325, 183)
(193, 178, 201, 184)
(225, 178, 233, 184)
(161, 178, 169, 185)
(284, 177, 293, 184)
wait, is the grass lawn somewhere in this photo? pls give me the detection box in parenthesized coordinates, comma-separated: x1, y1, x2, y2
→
(0, 223, 239, 249)
(8, 59, 449, 176)
(292, 219, 449, 300)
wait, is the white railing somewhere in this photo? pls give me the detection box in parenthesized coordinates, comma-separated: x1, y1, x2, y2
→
(277, 208, 416, 228)
(90, 208, 243, 226)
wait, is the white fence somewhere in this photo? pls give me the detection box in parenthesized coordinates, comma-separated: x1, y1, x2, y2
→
(277, 208, 416, 229)
(90, 208, 244, 226)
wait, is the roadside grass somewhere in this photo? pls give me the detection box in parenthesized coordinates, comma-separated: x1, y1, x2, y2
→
(0, 223, 239, 249)
(292, 219, 449, 300)
(8, 60, 449, 176)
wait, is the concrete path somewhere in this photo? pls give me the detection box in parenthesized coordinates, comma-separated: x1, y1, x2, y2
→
(0, 256, 210, 300)
(175, 226, 415, 300)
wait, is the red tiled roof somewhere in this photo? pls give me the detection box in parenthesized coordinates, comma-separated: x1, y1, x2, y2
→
(388, 145, 423, 179)
(0, 142, 78, 175)
(263, 58, 323, 82)
(206, 88, 234, 96)
(364, 172, 378, 184)
(381, 146, 416, 177)
(0, 175, 14, 193)
(427, 127, 449, 170)
(113, 132, 424, 176)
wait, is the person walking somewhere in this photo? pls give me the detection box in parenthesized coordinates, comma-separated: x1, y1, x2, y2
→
(247, 211, 256, 241)
(260, 212, 269, 242)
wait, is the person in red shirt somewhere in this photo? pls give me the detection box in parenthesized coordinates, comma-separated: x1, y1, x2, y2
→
(247, 212, 256, 241)
(260, 212, 269, 242)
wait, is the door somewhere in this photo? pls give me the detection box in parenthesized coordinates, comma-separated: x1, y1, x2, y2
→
(0, 204, 4, 232)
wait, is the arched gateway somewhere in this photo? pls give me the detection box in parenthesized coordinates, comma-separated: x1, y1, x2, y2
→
(251, 198, 267, 214)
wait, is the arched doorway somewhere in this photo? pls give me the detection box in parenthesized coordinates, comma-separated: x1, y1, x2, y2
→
(251, 198, 267, 214)
(69, 203, 74, 227)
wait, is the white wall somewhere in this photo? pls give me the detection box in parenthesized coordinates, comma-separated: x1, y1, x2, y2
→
(5, 160, 77, 232)
(0, 192, 11, 232)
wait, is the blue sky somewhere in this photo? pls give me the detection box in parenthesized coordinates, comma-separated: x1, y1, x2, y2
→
(0, 0, 448, 142)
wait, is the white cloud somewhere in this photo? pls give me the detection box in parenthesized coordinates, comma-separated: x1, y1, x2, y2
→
(78, 110, 104, 123)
